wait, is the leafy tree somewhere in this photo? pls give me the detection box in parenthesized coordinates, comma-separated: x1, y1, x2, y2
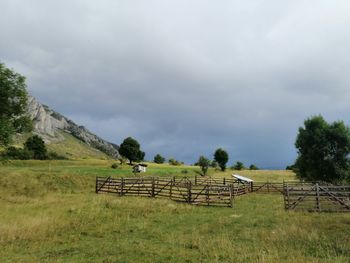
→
(119, 137, 145, 164)
(249, 164, 259, 170)
(294, 115, 350, 183)
(154, 154, 165, 164)
(24, 135, 47, 160)
(0, 62, 32, 146)
(197, 156, 210, 176)
(232, 161, 245, 170)
(214, 148, 229, 171)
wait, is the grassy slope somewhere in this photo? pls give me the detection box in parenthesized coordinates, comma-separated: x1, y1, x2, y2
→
(0, 160, 349, 263)
(11, 131, 110, 159)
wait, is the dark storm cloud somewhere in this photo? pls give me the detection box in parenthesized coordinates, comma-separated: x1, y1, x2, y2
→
(1, 0, 350, 167)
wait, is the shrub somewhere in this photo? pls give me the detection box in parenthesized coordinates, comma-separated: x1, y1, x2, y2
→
(111, 163, 119, 169)
(154, 154, 166, 164)
(232, 161, 245, 170)
(169, 158, 181, 166)
(249, 164, 259, 170)
(24, 135, 47, 160)
(2, 146, 32, 160)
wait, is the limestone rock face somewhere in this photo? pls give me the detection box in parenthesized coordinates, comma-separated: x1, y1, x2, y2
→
(27, 95, 119, 158)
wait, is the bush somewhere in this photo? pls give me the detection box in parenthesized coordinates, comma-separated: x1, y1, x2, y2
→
(181, 169, 189, 174)
(169, 158, 181, 166)
(2, 146, 32, 160)
(24, 135, 47, 160)
(249, 164, 259, 170)
(111, 163, 119, 169)
(154, 154, 166, 164)
(47, 151, 67, 160)
(232, 161, 245, 170)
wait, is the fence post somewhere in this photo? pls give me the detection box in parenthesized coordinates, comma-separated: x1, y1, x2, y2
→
(151, 177, 155, 197)
(223, 177, 226, 185)
(250, 182, 253, 193)
(229, 184, 234, 207)
(285, 183, 290, 210)
(120, 178, 124, 196)
(187, 181, 192, 204)
(170, 177, 174, 199)
(206, 184, 210, 206)
(316, 183, 320, 212)
(267, 180, 270, 193)
(95, 177, 98, 193)
(195, 175, 197, 185)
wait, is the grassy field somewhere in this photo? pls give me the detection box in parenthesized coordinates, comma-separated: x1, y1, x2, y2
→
(0, 160, 349, 262)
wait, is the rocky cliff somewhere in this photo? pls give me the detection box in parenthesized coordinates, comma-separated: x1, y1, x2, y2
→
(27, 96, 120, 158)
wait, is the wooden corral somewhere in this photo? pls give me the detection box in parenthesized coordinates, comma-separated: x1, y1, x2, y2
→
(96, 176, 248, 207)
(283, 183, 350, 212)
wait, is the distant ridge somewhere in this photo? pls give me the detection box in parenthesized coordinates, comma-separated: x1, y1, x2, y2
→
(27, 95, 120, 158)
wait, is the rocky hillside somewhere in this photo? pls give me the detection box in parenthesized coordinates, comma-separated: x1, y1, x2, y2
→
(27, 96, 119, 158)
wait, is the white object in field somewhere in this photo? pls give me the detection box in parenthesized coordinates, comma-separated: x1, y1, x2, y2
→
(232, 174, 253, 182)
(133, 164, 148, 173)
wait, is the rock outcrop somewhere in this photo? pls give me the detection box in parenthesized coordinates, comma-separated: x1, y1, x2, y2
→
(27, 96, 119, 158)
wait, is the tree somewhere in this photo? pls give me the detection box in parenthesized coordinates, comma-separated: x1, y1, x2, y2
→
(232, 161, 245, 170)
(119, 137, 145, 164)
(0, 62, 32, 146)
(249, 164, 259, 170)
(197, 156, 210, 176)
(24, 135, 47, 160)
(214, 148, 229, 171)
(154, 154, 165, 164)
(294, 115, 350, 183)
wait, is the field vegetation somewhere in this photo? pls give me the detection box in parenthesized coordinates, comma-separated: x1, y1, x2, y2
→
(1, 160, 349, 262)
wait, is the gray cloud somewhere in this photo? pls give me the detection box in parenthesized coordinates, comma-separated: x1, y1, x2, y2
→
(1, 0, 350, 167)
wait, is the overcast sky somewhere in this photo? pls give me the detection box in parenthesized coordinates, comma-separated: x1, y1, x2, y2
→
(1, 1, 350, 168)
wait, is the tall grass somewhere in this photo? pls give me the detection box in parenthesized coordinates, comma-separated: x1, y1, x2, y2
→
(0, 160, 349, 262)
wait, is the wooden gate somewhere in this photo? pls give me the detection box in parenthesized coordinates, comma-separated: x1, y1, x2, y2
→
(284, 183, 350, 212)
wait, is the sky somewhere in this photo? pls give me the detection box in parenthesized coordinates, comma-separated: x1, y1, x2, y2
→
(1, 0, 350, 168)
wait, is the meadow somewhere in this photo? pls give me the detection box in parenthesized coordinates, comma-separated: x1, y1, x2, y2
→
(0, 160, 349, 262)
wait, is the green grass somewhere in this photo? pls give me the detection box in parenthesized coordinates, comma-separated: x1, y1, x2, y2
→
(0, 160, 349, 262)
(10, 131, 110, 159)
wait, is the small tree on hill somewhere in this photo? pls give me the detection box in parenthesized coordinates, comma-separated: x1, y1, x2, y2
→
(24, 135, 47, 160)
(154, 154, 165, 164)
(233, 161, 245, 170)
(294, 115, 350, 183)
(249, 164, 259, 170)
(119, 137, 145, 165)
(197, 156, 210, 176)
(214, 148, 229, 171)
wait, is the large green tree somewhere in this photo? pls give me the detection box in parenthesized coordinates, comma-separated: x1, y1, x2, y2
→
(119, 137, 145, 164)
(24, 135, 48, 160)
(0, 62, 32, 146)
(214, 148, 229, 171)
(295, 115, 350, 183)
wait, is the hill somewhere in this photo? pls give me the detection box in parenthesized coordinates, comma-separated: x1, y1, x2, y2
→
(25, 96, 119, 159)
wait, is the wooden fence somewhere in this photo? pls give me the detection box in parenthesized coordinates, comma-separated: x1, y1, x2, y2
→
(252, 181, 310, 194)
(283, 183, 350, 212)
(96, 176, 248, 207)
